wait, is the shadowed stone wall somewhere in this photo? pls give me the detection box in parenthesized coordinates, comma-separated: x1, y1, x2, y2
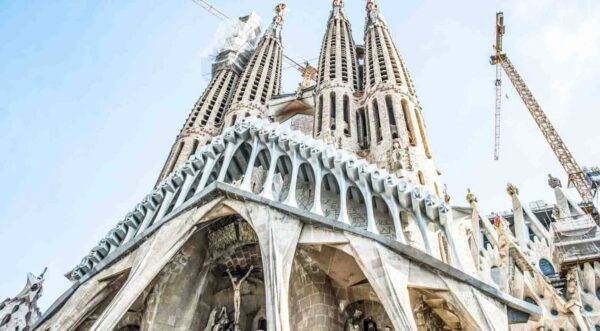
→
(289, 250, 343, 331)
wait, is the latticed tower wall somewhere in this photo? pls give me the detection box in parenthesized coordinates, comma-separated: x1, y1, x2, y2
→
(362, 0, 441, 195)
(223, 6, 285, 128)
(157, 68, 240, 182)
(313, 0, 361, 152)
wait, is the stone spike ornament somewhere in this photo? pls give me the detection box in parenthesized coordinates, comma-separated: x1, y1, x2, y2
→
(0, 269, 46, 331)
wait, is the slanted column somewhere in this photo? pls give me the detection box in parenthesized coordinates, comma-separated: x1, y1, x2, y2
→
(310, 163, 324, 215)
(240, 138, 262, 191)
(283, 147, 301, 207)
(382, 195, 405, 243)
(261, 146, 283, 200)
(439, 204, 463, 269)
(411, 188, 432, 254)
(507, 183, 528, 249)
(217, 140, 244, 182)
(154, 172, 184, 222)
(235, 201, 303, 331)
(336, 177, 350, 224)
(136, 195, 160, 235)
(174, 164, 200, 208)
(195, 157, 217, 192)
(353, 165, 378, 233)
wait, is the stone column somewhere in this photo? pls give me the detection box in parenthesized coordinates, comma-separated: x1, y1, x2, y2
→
(230, 201, 303, 331)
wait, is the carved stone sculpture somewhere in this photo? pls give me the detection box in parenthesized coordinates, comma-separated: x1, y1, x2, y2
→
(227, 266, 254, 328)
(344, 309, 363, 331)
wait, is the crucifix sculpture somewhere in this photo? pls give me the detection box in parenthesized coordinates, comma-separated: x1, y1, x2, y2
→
(226, 265, 254, 328)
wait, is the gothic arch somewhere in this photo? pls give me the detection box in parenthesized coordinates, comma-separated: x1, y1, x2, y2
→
(321, 173, 341, 220)
(295, 162, 315, 211)
(223, 142, 253, 185)
(346, 186, 368, 230)
(372, 195, 396, 239)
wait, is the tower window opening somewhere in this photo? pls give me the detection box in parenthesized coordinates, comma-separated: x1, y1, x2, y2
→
(414, 109, 432, 158)
(343, 95, 350, 136)
(401, 100, 417, 146)
(330, 92, 336, 131)
(372, 99, 382, 143)
(382, 31, 402, 86)
(385, 95, 398, 139)
(357, 107, 369, 149)
(230, 114, 238, 127)
(190, 139, 200, 156)
(418, 171, 425, 185)
(316, 95, 324, 134)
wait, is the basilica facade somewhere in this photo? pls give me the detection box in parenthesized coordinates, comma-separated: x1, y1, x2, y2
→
(25, 1, 600, 331)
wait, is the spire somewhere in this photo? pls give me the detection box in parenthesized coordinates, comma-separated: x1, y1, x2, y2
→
(361, 0, 440, 194)
(263, 3, 287, 41)
(365, 0, 386, 27)
(312, 0, 360, 150)
(156, 15, 261, 183)
(0, 270, 46, 330)
(332, 0, 347, 19)
(224, 3, 286, 127)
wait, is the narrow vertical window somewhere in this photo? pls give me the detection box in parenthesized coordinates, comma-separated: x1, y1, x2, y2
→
(343, 95, 350, 136)
(357, 107, 368, 149)
(401, 100, 417, 146)
(385, 95, 398, 139)
(330, 92, 336, 131)
(230, 114, 237, 127)
(317, 95, 323, 134)
(364, 107, 371, 148)
(356, 112, 362, 146)
(418, 171, 425, 185)
(190, 139, 200, 156)
(415, 109, 432, 158)
(373, 99, 383, 143)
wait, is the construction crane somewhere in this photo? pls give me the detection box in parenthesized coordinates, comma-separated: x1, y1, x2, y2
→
(191, 0, 317, 83)
(490, 12, 594, 202)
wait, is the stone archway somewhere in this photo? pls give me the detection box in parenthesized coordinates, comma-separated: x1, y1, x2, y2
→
(132, 214, 268, 331)
(288, 244, 396, 331)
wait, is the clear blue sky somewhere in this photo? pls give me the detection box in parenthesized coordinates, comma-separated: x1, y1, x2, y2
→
(1, 0, 599, 310)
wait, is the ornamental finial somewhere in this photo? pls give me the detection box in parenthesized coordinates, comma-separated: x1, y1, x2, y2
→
(506, 182, 519, 196)
(274, 3, 287, 24)
(443, 184, 451, 204)
(548, 174, 562, 188)
(333, 0, 343, 7)
(366, 0, 378, 11)
(466, 188, 478, 204)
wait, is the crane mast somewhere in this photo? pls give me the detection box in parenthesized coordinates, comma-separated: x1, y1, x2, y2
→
(490, 12, 594, 202)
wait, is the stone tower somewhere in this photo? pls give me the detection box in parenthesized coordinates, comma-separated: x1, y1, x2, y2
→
(0, 269, 46, 331)
(362, 0, 441, 195)
(157, 14, 261, 182)
(313, 0, 361, 152)
(223, 4, 286, 128)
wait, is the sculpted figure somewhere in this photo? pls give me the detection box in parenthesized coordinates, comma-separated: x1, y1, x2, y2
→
(203, 307, 218, 331)
(227, 266, 254, 327)
(212, 306, 229, 331)
(344, 309, 363, 331)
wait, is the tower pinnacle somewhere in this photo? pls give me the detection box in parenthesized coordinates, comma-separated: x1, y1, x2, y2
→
(224, 3, 286, 127)
(0, 269, 46, 330)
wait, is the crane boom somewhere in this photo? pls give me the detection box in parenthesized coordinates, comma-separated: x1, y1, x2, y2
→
(491, 12, 594, 202)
